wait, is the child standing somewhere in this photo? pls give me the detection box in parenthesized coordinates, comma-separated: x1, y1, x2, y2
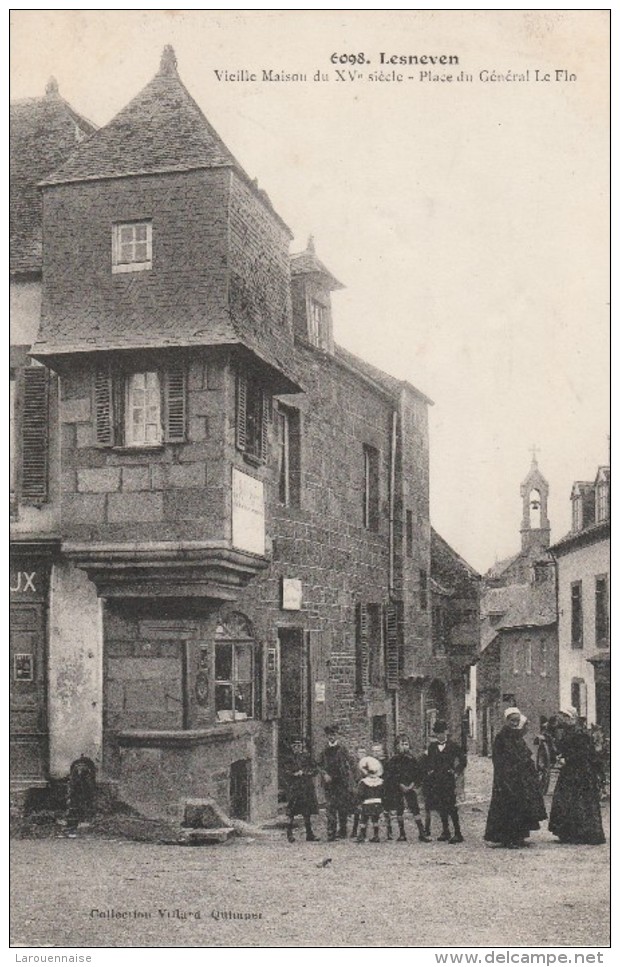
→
(423, 720, 467, 843)
(349, 745, 368, 839)
(384, 734, 431, 842)
(284, 738, 319, 843)
(318, 725, 356, 841)
(356, 756, 385, 843)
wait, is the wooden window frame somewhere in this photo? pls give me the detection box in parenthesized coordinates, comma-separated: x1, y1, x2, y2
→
(214, 640, 256, 723)
(276, 402, 301, 507)
(112, 220, 152, 274)
(236, 369, 270, 465)
(95, 365, 187, 448)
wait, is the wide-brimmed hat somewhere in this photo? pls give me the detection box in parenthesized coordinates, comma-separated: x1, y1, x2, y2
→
(358, 755, 383, 777)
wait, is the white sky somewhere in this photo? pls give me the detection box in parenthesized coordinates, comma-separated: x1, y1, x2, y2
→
(10, 10, 610, 573)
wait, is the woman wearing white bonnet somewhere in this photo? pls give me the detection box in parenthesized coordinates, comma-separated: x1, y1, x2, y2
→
(485, 705, 547, 847)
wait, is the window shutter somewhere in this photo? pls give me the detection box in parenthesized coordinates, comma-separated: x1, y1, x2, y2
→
(260, 389, 270, 463)
(355, 603, 370, 691)
(21, 366, 49, 502)
(236, 372, 247, 451)
(385, 603, 400, 690)
(95, 370, 114, 445)
(165, 367, 187, 442)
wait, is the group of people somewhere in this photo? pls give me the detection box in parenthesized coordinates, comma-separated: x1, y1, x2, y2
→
(283, 707, 607, 848)
(283, 721, 467, 844)
(484, 706, 606, 848)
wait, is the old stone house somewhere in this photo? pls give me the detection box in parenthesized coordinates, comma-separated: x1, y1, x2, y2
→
(11, 48, 479, 820)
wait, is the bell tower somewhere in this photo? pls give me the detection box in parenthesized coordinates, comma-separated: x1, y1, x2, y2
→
(520, 447, 550, 551)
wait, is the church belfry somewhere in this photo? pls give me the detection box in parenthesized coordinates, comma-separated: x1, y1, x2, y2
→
(520, 448, 550, 551)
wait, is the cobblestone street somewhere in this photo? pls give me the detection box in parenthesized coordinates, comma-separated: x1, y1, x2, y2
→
(10, 774, 610, 949)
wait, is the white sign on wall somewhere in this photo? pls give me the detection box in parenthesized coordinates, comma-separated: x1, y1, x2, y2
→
(232, 468, 265, 556)
(281, 578, 302, 610)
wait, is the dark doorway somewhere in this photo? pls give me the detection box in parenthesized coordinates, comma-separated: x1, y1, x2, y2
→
(10, 601, 48, 782)
(372, 714, 387, 746)
(229, 758, 251, 821)
(278, 628, 310, 798)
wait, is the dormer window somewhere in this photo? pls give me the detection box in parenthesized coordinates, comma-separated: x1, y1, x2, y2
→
(308, 299, 329, 349)
(572, 494, 583, 532)
(112, 221, 152, 273)
(595, 480, 609, 522)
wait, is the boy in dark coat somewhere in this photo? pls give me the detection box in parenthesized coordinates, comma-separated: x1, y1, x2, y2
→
(318, 725, 356, 841)
(423, 720, 467, 843)
(284, 738, 319, 842)
(356, 757, 385, 842)
(384, 734, 431, 842)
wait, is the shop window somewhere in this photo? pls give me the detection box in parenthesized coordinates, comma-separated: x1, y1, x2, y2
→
(595, 575, 609, 646)
(571, 581, 583, 648)
(95, 366, 186, 447)
(215, 641, 255, 721)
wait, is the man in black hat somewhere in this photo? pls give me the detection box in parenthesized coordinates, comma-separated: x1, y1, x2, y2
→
(422, 720, 467, 843)
(318, 725, 356, 841)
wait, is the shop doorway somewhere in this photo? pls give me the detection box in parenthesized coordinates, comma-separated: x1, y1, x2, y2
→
(10, 601, 48, 781)
(278, 628, 310, 798)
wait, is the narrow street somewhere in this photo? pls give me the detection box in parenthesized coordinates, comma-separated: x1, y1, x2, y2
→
(10, 787, 610, 949)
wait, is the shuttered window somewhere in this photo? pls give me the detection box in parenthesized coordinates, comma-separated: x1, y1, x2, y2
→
(385, 602, 401, 690)
(165, 367, 187, 443)
(21, 366, 49, 502)
(95, 366, 186, 447)
(355, 603, 370, 693)
(236, 369, 270, 463)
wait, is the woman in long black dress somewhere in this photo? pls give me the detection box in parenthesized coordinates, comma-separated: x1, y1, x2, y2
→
(548, 716, 606, 845)
(484, 708, 547, 848)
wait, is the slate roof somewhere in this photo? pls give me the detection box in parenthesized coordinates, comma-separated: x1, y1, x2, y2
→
(41, 47, 239, 187)
(334, 344, 433, 405)
(291, 237, 344, 290)
(549, 518, 610, 556)
(10, 81, 96, 275)
(484, 552, 521, 582)
(480, 582, 556, 653)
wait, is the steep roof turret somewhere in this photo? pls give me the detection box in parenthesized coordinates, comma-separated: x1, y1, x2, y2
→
(42, 46, 243, 187)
